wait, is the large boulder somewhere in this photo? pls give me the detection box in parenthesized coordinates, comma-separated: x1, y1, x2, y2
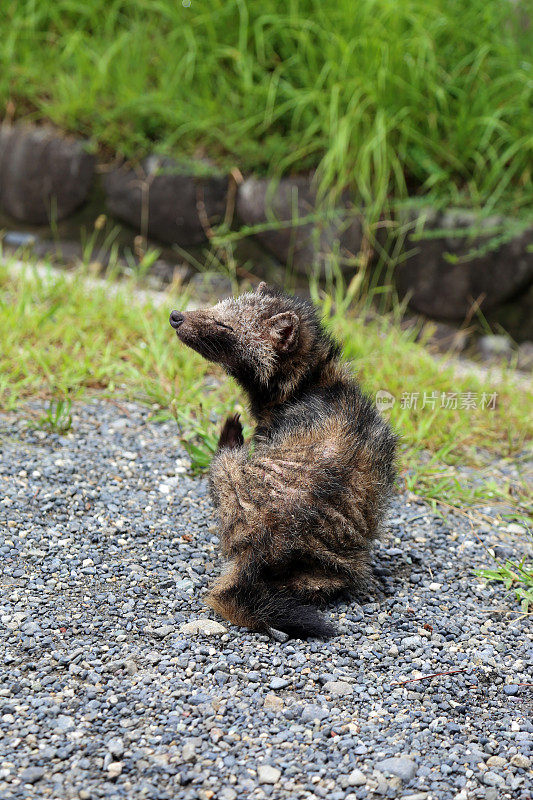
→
(394, 208, 533, 320)
(236, 175, 363, 275)
(0, 124, 95, 224)
(104, 156, 228, 245)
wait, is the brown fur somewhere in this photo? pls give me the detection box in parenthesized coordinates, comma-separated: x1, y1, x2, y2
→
(170, 283, 397, 638)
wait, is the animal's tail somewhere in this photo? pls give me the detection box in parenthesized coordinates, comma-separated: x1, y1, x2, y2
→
(206, 565, 336, 640)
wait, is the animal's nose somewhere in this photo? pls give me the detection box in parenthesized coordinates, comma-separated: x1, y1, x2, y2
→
(169, 310, 185, 329)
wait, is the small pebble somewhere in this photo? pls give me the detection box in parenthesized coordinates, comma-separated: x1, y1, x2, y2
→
(257, 765, 281, 784)
(20, 767, 45, 784)
(179, 618, 227, 636)
(347, 768, 366, 786)
(322, 680, 353, 697)
(269, 677, 289, 690)
(107, 762, 123, 779)
(510, 754, 530, 769)
(107, 737, 124, 758)
(376, 756, 417, 781)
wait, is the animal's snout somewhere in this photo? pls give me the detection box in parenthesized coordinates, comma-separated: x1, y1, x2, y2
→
(169, 310, 185, 329)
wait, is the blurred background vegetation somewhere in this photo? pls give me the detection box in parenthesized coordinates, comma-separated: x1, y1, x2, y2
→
(2, 0, 532, 218)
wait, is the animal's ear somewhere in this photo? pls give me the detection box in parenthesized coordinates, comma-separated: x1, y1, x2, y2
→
(267, 311, 299, 353)
(256, 281, 269, 294)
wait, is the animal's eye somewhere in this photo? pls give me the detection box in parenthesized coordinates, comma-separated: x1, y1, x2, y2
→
(215, 321, 234, 331)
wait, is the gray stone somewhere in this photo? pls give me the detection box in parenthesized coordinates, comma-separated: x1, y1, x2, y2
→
(376, 756, 417, 781)
(401, 635, 422, 649)
(145, 650, 163, 664)
(322, 680, 353, 697)
(236, 175, 363, 275)
(0, 123, 94, 224)
(402, 795, 429, 800)
(257, 764, 282, 784)
(20, 766, 45, 784)
(22, 621, 40, 635)
(174, 578, 194, 593)
(182, 741, 197, 762)
(107, 737, 124, 758)
(152, 624, 174, 638)
(270, 677, 290, 690)
(103, 659, 125, 673)
(370, 770, 390, 795)
(263, 693, 284, 710)
(268, 627, 290, 643)
(107, 761, 123, 779)
(104, 156, 228, 245)
(301, 703, 329, 722)
(510, 754, 530, 768)
(179, 618, 227, 636)
(486, 755, 506, 768)
(189, 693, 211, 705)
(347, 768, 366, 786)
(394, 207, 533, 320)
(219, 790, 238, 800)
(478, 335, 513, 362)
(483, 770, 505, 787)
(53, 714, 75, 733)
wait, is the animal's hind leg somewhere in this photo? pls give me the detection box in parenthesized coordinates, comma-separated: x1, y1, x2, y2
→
(205, 559, 260, 630)
(209, 437, 249, 525)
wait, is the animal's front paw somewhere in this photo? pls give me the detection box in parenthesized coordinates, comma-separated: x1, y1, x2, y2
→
(218, 414, 244, 450)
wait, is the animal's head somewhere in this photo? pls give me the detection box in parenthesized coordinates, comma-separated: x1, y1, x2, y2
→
(169, 283, 339, 397)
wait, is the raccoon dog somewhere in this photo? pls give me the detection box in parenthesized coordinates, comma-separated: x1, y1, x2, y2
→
(169, 283, 396, 638)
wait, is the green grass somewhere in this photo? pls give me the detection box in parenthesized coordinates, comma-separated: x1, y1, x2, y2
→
(1, 254, 530, 484)
(476, 554, 533, 614)
(33, 396, 73, 434)
(2, 0, 532, 217)
(1, 254, 531, 609)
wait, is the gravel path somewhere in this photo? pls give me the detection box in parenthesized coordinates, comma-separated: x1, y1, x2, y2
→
(1, 400, 531, 800)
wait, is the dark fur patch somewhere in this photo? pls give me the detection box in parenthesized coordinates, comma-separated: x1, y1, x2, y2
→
(208, 565, 336, 639)
(218, 414, 244, 450)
